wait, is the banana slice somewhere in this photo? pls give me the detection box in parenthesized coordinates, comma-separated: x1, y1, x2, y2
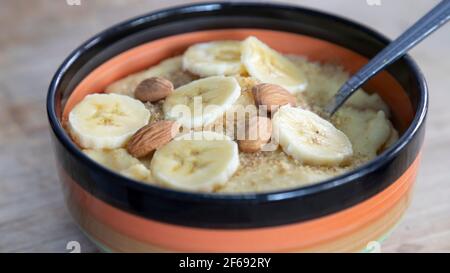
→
(105, 56, 195, 96)
(382, 126, 399, 150)
(119, 164, 151, 181)
(345, 91, 390, 116)
(163, 76, 241, 128)
(333, 107, 391, 159)
(84, 148, 141, 170)
(291, 56, 390, 115)
(183, 41, 244, 77)
(241, 36, 307, 93)
(68, 93, 150, 149)
(150, 131, 239, 191)
(272, 106, 353, 166)
(83, 148, 151, 181)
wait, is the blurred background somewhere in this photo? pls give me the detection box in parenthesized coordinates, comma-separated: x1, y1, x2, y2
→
(0, 0, 449, 252)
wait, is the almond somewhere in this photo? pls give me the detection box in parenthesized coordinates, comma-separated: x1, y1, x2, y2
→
(252, 83, 296, 113)
(134, 77, 174, 102)
(127, 120, 180, 157)
(238, 116, 272, 153)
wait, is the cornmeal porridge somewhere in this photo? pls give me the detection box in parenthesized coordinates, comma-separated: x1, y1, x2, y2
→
(66, 36, 398, 193)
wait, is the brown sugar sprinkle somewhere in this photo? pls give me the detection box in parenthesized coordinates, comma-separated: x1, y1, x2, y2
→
(169, 70, 198, 88)
(145, 101, 165, 123)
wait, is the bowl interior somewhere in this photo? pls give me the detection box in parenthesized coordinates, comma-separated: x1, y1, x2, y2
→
(61, 29, 414, 133)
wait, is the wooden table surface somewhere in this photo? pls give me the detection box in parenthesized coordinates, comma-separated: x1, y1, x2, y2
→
(1, 0, 449, 253)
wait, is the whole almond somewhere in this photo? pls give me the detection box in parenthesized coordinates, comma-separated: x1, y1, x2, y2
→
(134, 77, 174, 102)
(127, 120, 180, 157)
(238, 116, 272, 153)
(252, 83, 296, 113)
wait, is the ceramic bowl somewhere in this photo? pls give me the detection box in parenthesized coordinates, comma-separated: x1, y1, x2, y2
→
(47, 2, 427, 252)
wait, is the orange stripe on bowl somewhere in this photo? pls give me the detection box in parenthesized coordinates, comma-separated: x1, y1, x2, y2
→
(60, 155, 420, 252)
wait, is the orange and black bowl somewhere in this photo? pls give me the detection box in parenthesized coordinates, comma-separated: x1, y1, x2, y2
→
(47, 2, 427, 252)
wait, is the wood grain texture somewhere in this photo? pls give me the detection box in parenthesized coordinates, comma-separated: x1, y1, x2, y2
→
(0, 0, 448, 253)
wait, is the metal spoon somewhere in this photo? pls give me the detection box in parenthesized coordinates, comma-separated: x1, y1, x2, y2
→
(324, 0, 450, 116)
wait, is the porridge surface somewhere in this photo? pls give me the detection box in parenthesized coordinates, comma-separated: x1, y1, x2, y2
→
(79, 54, 397, 193)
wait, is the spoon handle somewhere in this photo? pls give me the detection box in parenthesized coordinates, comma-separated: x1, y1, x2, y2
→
(325, 0, 450, 116)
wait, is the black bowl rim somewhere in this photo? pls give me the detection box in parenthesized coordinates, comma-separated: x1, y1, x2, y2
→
(47, 1, 428, 204)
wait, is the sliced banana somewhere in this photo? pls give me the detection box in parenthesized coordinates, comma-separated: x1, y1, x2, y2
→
(272, 106, 353, 166)
(241, 36, 307, 93)
(119, 164, 151, 181)
(68, 93, 150, 149)
(84, 148, 141, 170)
(346, 91, 390, 116)
(163, 76, 241, 128)
(183, 41, 244, 77)
(333, 107, 391, 159)
(83, 148, 151, 181)
(105, 56, 195, 96)
(150, 131, 239, 191)
(291, 56, 390, 115)
(383, 126, 399, 150)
